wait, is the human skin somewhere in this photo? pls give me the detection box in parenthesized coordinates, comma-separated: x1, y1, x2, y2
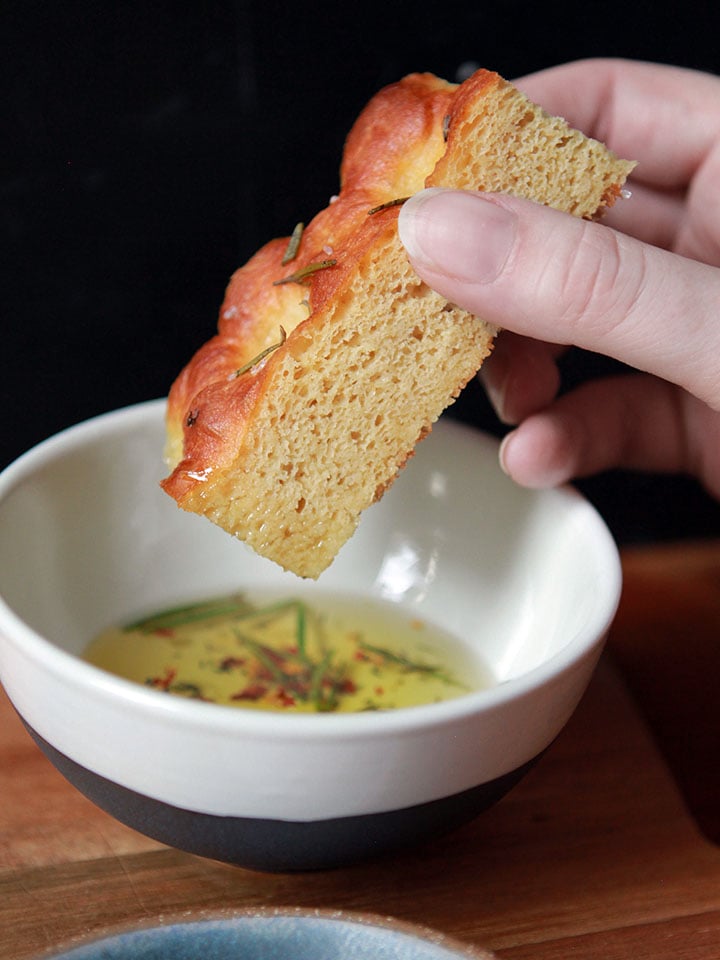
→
(397, 59, 720, 499)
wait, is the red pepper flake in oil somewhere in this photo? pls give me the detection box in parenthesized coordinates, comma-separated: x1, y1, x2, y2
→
(232, 683, 268, 701)
(219, 656, 246, 671)
(274, 688, 297, 708)
(147, 667, 177, 691)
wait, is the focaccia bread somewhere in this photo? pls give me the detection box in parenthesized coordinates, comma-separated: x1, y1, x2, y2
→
(161, 69, 635, 578)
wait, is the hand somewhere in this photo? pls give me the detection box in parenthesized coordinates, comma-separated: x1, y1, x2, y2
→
(398, 59, 720, 499)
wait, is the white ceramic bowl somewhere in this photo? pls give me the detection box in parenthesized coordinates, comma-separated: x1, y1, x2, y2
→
(0, 400, 621, 871)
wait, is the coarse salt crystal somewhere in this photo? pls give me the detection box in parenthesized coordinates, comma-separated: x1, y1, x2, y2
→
(186, 467, 213, 482)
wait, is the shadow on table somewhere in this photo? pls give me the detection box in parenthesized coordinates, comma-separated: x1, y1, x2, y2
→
(608, 541, 720, 846)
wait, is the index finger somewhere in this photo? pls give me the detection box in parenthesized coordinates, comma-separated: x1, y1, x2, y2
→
(398, 189, 720, 408)
(515, 58, 720, 191)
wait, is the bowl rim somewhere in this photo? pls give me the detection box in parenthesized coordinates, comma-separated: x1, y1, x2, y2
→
(37, 906, 497, 959)
(0, 399, 622, 740)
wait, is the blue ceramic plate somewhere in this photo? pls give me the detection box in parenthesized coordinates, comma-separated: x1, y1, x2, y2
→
(43, 911, 495, 960)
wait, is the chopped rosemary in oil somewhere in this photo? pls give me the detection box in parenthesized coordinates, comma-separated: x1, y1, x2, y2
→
(84, 592, 490, 713)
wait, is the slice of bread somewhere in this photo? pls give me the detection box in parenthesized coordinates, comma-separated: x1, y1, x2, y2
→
(161, 69, 635, 579)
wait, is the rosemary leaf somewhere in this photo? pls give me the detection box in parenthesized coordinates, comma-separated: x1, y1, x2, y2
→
(272, 259, 336, 286)
(233, 327, 287, 378)
(233, 598, 301, 629)
(357, 640, 463, 687)
(169, 681, 206, 699)
(296, 601, 308, 661)
(281, 222, 305, 265)
(240, 635, 288, 686)
(367, 197, 410, 215)
(309, 650, 333, 710)
(126, 596, 253, 633)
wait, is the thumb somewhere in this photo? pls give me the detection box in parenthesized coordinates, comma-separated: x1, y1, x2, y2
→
(398, 188, 720, 408)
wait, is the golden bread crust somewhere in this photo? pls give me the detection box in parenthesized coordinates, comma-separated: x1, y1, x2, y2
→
(162, 70, 635, 578)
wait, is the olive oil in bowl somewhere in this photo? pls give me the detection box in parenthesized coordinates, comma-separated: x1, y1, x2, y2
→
(83, 592, 491, 713)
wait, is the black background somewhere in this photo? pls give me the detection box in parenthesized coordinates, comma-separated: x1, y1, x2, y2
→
(5, 0, 720, 544)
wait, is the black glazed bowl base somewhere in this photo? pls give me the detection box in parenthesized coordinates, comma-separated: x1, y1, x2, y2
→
(25, 720, 538, 872)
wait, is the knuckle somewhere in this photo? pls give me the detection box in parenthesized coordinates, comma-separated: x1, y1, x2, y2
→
(554, 225, 649, 342)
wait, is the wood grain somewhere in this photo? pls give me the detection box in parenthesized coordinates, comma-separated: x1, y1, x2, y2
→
(1, 542, 718, 960)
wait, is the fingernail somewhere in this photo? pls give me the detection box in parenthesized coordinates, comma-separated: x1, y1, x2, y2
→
(498, 431, 514, 475)
(479, 353, 509, 422)
(399, 188, 517, 283)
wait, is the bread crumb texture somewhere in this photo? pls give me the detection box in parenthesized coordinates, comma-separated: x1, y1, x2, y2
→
(161, 70, 635, 578)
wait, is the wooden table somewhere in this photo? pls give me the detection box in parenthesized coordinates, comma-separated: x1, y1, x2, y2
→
(2, 542, 719, 959)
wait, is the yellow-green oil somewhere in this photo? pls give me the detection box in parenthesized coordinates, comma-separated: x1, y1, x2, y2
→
(83, 592, 490, 713)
